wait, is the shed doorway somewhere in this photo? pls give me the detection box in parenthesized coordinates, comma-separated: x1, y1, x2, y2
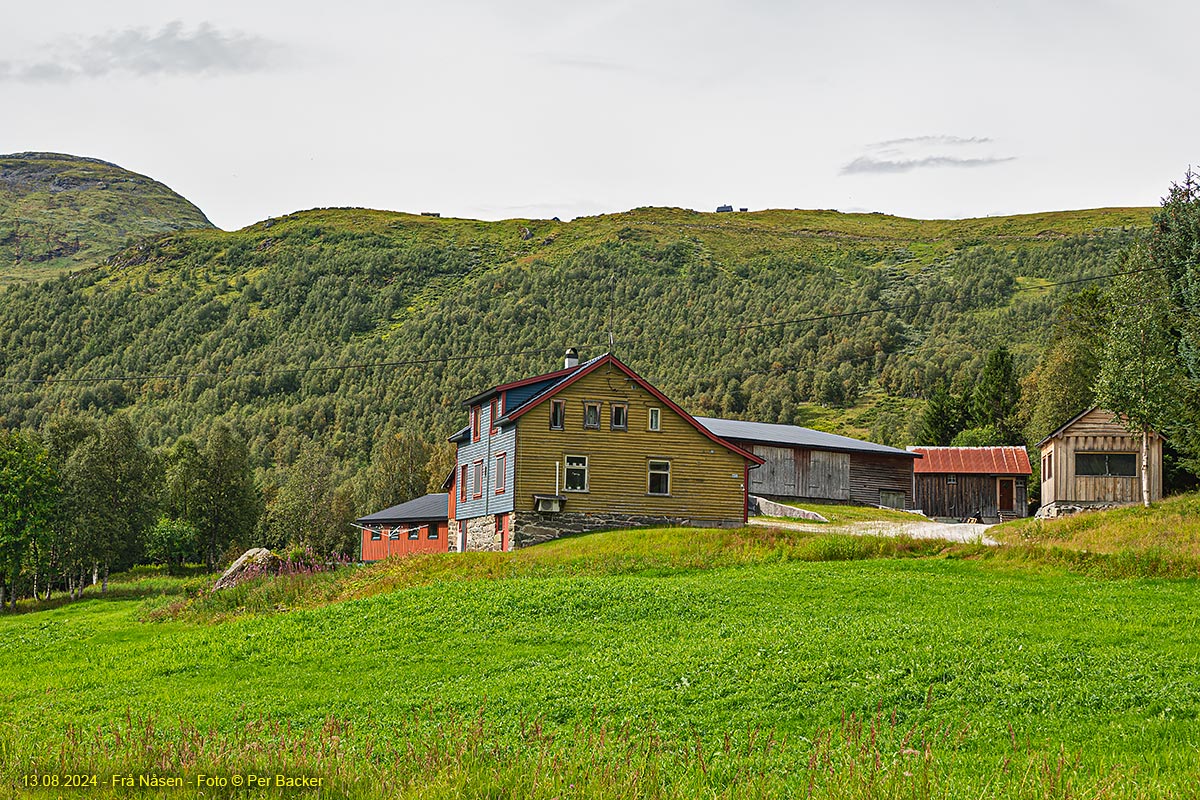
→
(998, 479, 1015, 513)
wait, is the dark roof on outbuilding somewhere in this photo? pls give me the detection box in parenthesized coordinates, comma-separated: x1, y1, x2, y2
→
(695, 417, 918, 459)
(355, 493, 449, 525)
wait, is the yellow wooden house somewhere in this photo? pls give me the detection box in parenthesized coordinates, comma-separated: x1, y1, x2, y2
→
(446, 350, 763, 551)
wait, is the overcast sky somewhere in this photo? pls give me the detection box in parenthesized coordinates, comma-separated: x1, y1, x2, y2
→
(3, 1, 1197, 230)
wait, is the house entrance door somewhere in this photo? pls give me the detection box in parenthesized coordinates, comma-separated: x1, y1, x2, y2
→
(998, 479, 1015, 513)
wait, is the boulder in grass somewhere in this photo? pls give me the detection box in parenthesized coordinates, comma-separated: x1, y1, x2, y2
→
(212, 548, 281, 591)
(751, 496, 829, 522)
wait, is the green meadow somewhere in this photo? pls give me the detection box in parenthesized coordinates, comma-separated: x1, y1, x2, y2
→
(2, 525, 1200, 798)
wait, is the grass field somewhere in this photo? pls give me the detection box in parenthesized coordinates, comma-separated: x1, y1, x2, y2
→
(3, 522, 1200, 798)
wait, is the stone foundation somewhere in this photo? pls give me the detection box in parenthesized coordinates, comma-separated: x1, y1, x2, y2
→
(511, 511, 737, 549)
(463, 514, 502, 551)
(1036, 501, 1132, 520)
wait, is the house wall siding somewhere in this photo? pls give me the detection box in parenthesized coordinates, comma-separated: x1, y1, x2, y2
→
(513, 364, 747, 525)
(741, 441, 912, 508)
(915, 474, 1028, 520)
(361, 522, 448, 561)
(454, 401, 516, 520)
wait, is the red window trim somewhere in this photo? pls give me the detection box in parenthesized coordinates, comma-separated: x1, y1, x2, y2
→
(472, 460, 484, 499)
(490, 398, 499, 436)
(459, 464, 468, 502)
(471, 406, 481, 442)
(494, 452, 507, 494)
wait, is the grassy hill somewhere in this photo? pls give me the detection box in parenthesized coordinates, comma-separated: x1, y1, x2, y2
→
(0, 152, 213, 285)
(3, 525, 1198, 798)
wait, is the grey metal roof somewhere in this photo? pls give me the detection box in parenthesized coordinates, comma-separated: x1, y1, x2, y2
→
(695, 416, 918, 458)
(355, 493, 449, 525)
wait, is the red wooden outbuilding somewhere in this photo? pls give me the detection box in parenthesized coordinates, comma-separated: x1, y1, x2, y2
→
(355, 493, 449, 561)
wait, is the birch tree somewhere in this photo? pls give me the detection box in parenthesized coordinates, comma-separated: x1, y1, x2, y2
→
(1095, 245, 1182, 506)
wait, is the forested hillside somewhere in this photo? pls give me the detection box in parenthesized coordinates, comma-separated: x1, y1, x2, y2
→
(0, 152, 212, 285)
(0, 202, 1151, 479)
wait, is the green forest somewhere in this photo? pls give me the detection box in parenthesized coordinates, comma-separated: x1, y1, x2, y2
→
(2, 152, 1199, 607)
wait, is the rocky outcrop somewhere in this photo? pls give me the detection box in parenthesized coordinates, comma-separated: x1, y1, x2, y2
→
(212, 548, 281, 591)
(750, 496, 829, 522)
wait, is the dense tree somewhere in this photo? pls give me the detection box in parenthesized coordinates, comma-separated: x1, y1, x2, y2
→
(1095, 248, 1183, 507)
(968, 346, 1022, 442)
(1019, 288, 1108, 442)
(914, 381, 965, 446)
(145, 517, 200, 571)
(265, 443, 356, 558)
(0, 431, 59, 610)
(357, 430, 433, 513)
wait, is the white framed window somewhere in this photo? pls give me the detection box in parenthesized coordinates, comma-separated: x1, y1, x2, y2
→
(947, 475, 957, 485)
(565, 455, 589, 491)
(648, 459, 670, 495)
(369, 529, 381, 541)
(583, 402, 601, 430)
(648, 407, 661, 432)
(407, 527, 420, 540)
(550, 399, 565, 430)
(611, 403, 628, 431)
(427, 526, 439, 540)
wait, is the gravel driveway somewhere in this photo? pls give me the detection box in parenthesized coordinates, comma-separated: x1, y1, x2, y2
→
(749, 517, 998, 546)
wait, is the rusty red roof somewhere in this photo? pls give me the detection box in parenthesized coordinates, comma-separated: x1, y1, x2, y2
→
(908, 446, 1032, 475)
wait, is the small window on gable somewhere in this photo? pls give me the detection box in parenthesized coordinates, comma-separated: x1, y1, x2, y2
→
(611, 403, 628, 431)
(583, 402, 601, 430)
(648, 407, 661, 432)
(550, 399, 565, 430)
(407, 527, 420, 540)
(946, 474, 957, 485)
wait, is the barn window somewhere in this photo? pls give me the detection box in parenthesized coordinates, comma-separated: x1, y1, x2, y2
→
(565, 455, 588, 491)
(407, 527, 420, 540)
(946, 475, 957, 485)
(648, 460, 670, 495)
(1076, 453, 1136, 477)
(583, 402, 601, 430)
(611, 403, 628, 431)
(648, 407, 661, 432)
(550, 399, 565, 430)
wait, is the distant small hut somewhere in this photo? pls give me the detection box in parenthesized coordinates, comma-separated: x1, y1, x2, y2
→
(908, 446, 1032, 523)
(1037, 407, 1162, 514)
(355, 493, 449, 561)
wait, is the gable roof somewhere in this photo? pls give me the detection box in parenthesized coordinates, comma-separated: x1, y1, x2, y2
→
(908, 446, 1032, 475)
(1036, 406, 1097, 447)
(496, 352, 764, 465)
(355, 493, 449, 525)
(696, 417, 919, 459)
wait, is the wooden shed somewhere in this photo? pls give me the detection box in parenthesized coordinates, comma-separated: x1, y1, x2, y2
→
(908, 446, 1032, 523)
(697, 417, 920, 509)
(355, 493, 449, 561)
(1037, 407, 1162, 512)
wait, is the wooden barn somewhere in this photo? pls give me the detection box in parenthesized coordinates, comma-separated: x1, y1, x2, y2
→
(908, 446, 1032, 522)
(1037, 407, 1163, 512)
(355, 493, 449, 561)
(697, 417, 920, 509)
